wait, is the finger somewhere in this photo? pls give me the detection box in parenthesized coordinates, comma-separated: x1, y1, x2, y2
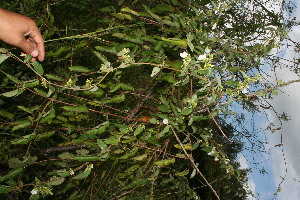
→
(16, 37, 39, 58)
(27, 30, 45, 61)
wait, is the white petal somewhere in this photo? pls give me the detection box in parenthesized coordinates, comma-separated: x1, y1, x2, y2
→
(31, 189, 38, 195)
(197, 54, 207, 60)
(180, 52, 188, 58)
(241, 86, 249, 94)
(163, 119, 169, 124)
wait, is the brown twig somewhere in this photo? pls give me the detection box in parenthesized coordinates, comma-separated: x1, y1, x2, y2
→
(206, 107, 234, 143)
(170, 126, 220, 200)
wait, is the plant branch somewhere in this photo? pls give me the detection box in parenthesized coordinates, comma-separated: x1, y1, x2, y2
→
(170, 126, 220, 200)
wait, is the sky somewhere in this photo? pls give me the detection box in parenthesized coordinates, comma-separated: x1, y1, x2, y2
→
(236, 0, 300, 199)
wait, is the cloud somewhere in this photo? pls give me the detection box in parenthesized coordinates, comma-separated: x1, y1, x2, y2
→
(265, 66, 300, 200)
(238, 156, 257, 200)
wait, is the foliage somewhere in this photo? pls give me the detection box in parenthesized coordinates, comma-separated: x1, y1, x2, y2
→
(0, 0, 285, 199)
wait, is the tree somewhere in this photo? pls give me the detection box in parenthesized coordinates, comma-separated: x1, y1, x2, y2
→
(0, 0, 286, 199)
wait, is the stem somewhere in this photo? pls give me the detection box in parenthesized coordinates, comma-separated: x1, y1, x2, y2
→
(170, 126, 220, 200)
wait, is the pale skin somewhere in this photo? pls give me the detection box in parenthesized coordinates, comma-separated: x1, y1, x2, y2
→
(0, 8, 45, 62)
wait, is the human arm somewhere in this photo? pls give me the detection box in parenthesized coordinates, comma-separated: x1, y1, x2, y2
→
(0, 8, 44, 61)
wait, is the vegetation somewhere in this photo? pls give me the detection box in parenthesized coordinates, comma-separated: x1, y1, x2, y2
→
(0, 0, 288, 199)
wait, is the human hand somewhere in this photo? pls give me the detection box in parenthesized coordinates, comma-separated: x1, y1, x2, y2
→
(0, 8, 45, 62)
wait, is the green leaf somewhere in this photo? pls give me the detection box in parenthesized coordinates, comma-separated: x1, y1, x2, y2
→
(76, 149, 90, 155)
(190, 168, 196, 178)
(0, 109, 14, 119)
(1, 89, 19, 97)
(93, 51, 108, 63)
(35, 131, 55, 141)
(97, 139, 108, 151)
(180, 108, 192, 115)
(40, 109, 55, 124)
(121, 7, 140, 16)
(24, 79, 39, 87)
(85, 121, 109, 134)
(12, 133, 35, 144)
(2, 168, 23, 181)
(45, 74, 64, 81)
(104, 138, 119, 145)
(63, 105, 88, 112)
(132, 154, 147, 161)
(120, 83, 134, 91)
(175, 170, 189, 176)
(32, 61, 44, 75)
(159, 96, 169, 105)
(72, 168, 91, 180)
(58, 152, 74, 159)
(151, 67, 161, 77)
(202, 146, 213, 152)
(122, 137, 137, 143)
(0, 185, 12, 194)
(215, 74, 222, 87)
(29, 193, 40, 200)
(18, 106, 33, 114)
(142, 5, 162, 22)
(8, 158, 21, 169)
(272, 89, 279, 95)
(153, 41, 165, 52)
(120, 147, 138, 159)
(160, 73, 177, 83)
(12, 120, 32, 132)
(134, 125, 145, 136)
(34, 88, 47, 96)
(73, 156, 100, 162)
(174, 144, 192, 150)
(161, 37, 187, 47)
(102, 94, 125, 104)
(154, 158, 175, 166)
(69, 66, 90, 73)
(47, 178, 65, 186)
(225, 81, 239, 87)
(227, 66, 240, 73)
(155, 4, 174, 12)
(0, 49, 9, 64)
(159, 125, 170, 138)
(95, 46, 118, 54)
(6, 74, 21, 84)
(158, 105, 170, 112)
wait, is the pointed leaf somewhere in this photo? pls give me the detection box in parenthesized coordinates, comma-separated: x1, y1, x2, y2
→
(72, 168, 91, 180)
(154, 158, 175, 166)
(69, 66, 90, 73)
(2, 89, 19, 97)
(0, 185, 12, 194)
(32, 61, 44, 75)
(151, 67, 161, 77)
(97, 139, 108, 151)
(0, 109, 14, 119)
(63, 105, 88, 112)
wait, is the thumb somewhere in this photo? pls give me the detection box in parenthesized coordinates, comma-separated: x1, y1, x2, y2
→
(17, 38, 39, 57)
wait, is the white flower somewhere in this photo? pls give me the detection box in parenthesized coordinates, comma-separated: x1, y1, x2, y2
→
(180, 51, 188, 58)
(197, 54, 207, 60)
(31, 189, 38, 195)
(214, 157, 219, 161)
(212, 23, 217, 30)
(207, 147, 216, 156)
(241, 86, 249, 94)
(224, 159, 230, 164)
(162, 119, 169, 124)
(204, 47, 211, 54)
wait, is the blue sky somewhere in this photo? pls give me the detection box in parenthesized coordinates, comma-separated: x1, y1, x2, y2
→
(234, 0, 300, 199)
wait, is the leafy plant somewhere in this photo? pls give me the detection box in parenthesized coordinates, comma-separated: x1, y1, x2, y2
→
(0, 0, 287, 199)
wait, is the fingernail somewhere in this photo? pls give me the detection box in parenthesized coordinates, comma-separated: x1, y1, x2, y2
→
(31, 50, 39, 57)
